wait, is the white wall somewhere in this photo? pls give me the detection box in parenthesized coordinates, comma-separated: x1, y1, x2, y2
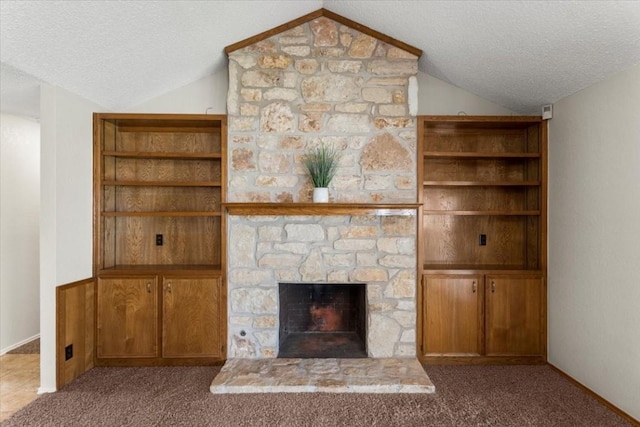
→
(127, 70, 228, 114)
(417, 72, 514, 115)
(39, 84, 104, 392)
(0, 113, 40, 353)
(548, 64, 640, 420)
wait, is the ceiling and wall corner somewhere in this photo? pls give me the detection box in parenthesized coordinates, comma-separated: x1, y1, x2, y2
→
(1, 1, 639, 118)
(0, 63, 41, 119)
(324, 1, 640, 113)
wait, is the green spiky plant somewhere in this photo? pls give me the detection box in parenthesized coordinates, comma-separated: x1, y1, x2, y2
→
(301, 143, 341, 188)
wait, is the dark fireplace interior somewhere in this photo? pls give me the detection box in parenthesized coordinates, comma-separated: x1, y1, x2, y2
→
(278, 283, 367, 358)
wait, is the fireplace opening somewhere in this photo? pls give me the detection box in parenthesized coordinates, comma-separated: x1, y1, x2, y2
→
(278, 283, 367, 358)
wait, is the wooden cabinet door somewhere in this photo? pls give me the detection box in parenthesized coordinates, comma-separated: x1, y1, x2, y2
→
(422, 274, 483, 356)
(96, 277, 158, 358)
(162, 276, 223, 358)
(486, 275, 543, 356)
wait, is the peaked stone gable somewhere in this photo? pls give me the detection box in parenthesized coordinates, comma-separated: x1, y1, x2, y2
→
(226, 13, 420, 203)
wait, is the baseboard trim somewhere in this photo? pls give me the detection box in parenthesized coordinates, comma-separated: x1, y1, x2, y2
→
(548, 363, 639, 426)
(37, 387, 56, 394)
(0, 333, 40, 355)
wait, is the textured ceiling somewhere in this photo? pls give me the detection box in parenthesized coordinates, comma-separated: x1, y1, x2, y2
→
(1, 1, 639, 118)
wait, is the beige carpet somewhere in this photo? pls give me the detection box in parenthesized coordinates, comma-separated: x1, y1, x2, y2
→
(6, 339, 39, 355)
(2, 364, 632, 427)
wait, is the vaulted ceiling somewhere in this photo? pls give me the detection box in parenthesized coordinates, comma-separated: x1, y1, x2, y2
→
(1, 1, 639, 118)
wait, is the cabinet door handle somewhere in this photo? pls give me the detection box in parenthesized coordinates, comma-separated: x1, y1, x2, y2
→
(491, 281, 496, 293)
(146, 282, 152, 293)
(472, 281, 477, 293)
(167, 283, 172, 293)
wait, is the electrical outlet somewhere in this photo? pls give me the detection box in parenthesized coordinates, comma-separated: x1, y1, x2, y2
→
(65, 344, 73, 361)
(479, 234, 487, 246)
(156, 234, 163, 246)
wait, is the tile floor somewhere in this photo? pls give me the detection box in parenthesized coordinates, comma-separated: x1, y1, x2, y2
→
(0, 354, 40, 422)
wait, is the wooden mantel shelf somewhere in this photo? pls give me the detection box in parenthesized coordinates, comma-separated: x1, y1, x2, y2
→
(223, 203, 421, 216)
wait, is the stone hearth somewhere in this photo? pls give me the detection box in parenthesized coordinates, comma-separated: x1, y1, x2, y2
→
(210, 358, 434, 394)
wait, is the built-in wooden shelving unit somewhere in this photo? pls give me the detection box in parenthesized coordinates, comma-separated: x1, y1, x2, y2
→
(418, 115, 548, 365)
(93, 113, 227, 366)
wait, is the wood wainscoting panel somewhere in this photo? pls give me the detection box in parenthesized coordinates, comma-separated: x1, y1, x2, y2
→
(56, 278, 95, 389)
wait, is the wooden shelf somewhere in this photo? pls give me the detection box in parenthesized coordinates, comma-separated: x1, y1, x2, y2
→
(224, 202, 421, 216)
(423, 210, 540, 216)
(420, 115, 542, 128)
(102, 211, 222, 217)
(99, 264, 223, 275)
(423, 151, 539, 159)
(97, 113, 223, 132)
(422, 264, 543, 273)
(103, 151, 221, 160)
(103, 181, 221, 187)
(423, 180, 540, 187)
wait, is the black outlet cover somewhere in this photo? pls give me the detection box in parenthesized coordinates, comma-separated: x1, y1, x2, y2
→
(65, 344, 73, 361)
(156, 234, 163, 246)
(479, 234, 487, 246)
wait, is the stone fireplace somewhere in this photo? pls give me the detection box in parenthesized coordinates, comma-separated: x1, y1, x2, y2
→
(225, 10, 421, 360)
(227, 213, 417, 358)
(278, 282, 367, 358)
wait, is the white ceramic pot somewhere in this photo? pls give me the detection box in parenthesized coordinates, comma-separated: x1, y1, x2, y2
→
(313, 187, 329, 203)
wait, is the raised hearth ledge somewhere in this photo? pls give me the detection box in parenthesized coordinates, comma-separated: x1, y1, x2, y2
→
(223, 203, 421, 216)
(210, 358, 435, 394)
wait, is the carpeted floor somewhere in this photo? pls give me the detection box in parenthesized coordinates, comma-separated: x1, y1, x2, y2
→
(6, 339, 39, 355)
(2, 364, 632, 427)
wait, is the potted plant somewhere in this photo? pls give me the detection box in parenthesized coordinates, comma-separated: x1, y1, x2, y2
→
(301, 143, 341, 202)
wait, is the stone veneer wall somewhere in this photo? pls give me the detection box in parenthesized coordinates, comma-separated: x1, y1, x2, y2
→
(225, 16, 420, 358)
(227, 214, 417, 358)
(227, 17, 419, 202)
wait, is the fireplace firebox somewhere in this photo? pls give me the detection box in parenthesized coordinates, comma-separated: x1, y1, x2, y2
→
(278, 283, 367, 358)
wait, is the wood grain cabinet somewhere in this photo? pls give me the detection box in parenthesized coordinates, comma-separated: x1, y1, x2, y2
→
(418, 116, 547, 364)
(97, 275, 224, 363)
(422, 274, 483, 356)
(421, 274, 544, 360)
(485, 275, 544, 356)
(96, 276, 158, 358)
(93, 113, 227, 366)
(162, 276, 223, 358)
